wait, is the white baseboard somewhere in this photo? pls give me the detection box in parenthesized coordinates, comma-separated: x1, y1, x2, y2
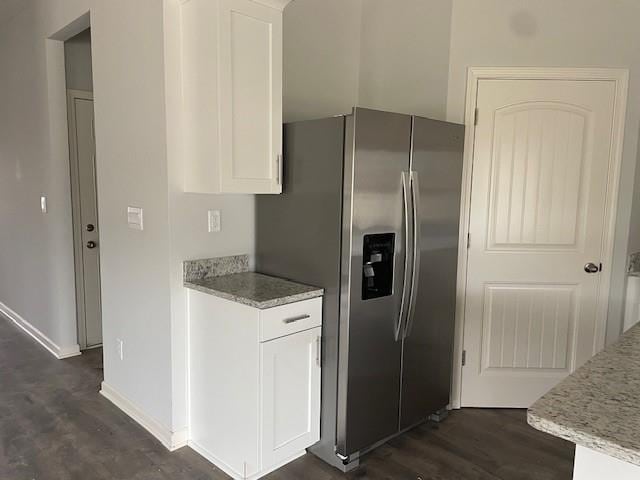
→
(188, 439, 305, 480)
(0, 301, 81, 360)
(100, 382, 187, 451)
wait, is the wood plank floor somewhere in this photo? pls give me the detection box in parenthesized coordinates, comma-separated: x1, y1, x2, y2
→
(0, 316, 574, 479)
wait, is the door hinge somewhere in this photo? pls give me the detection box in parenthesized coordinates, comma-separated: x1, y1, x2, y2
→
(462, 350, 467, 367)
(474, 108, 479, 126)
(467, 232, 470, 249)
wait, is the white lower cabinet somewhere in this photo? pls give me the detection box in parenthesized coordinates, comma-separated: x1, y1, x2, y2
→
(261, 327, 321, 468)
(188, 290, 322, 480)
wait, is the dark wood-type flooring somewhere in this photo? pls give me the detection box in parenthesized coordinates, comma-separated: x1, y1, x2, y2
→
(0, 315, 574, 479)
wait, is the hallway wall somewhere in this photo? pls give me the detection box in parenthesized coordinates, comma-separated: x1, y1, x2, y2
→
(0, 0, 176, 434)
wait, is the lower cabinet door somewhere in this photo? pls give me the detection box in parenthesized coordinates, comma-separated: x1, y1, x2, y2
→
(260, 327, 321, 469)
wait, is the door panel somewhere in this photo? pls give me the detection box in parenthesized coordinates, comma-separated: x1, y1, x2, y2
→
(488, 104, 588, 250)
(400, 117, 464, 429)
(218, 0, 282, 193)
(481, 284, 576, 371)
(261, 327, 321, 469)
(337, 108, 411, 456)
(462, 79, 617, 407)
(69, 94, 102, 349)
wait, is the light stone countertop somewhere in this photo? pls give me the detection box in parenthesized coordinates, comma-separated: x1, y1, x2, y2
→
(629, 252, 640, 275)
(185, 272, 323, 309)
(528, 323, 640, 466)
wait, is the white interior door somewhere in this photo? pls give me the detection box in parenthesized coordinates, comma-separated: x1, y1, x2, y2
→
(462, 78, 618, 407)
(68, 90, 102, 349)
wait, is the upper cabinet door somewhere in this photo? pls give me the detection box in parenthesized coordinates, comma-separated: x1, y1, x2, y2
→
(218, 0, 283, 194)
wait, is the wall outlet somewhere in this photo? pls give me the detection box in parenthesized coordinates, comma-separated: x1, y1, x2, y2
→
(116, 338, 124, 360)
(208, 210, 221, 233)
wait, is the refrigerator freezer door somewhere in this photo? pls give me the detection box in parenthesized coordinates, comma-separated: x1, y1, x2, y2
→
(400, 116, 464, 430)
(337, 108, 412, 457)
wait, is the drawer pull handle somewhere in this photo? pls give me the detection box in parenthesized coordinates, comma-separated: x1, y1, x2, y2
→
(283, 314, 311, 324)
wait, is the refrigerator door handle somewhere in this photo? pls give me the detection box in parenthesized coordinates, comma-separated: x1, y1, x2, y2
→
(395, 171, 413, 341)
(404, 171, 421, 339)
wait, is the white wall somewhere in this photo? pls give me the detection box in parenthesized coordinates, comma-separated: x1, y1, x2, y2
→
(0, 0, 176, 432)
(89, 0, 175, 430)
(282, 0, 453, 122)
(0, 1, 79, 355)
(283, 0, 362, 122)
(64, 28, 93, 92)
(447, 0, 640, 344)
(358, 0, 452, 119)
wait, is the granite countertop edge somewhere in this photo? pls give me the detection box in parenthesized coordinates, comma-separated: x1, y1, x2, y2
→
(527, 410, 640, 467)
(184, 275, 324, 310)
(527, 323, 640, 467)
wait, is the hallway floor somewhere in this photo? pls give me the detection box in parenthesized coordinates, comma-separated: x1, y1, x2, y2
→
(0, 315, 574, 479)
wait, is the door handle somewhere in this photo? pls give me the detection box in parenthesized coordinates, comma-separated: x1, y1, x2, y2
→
(86, 241, 97, 249)
(282, 314, 310, 324)
(584, 262, 600, 274)
(404, 171, 421, 339)
(396, 172, 412, 341)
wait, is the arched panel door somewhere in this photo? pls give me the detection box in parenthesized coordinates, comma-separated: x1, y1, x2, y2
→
(462, 79, 617, 407)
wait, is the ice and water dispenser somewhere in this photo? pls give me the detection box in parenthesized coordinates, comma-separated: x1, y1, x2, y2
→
(362, 233, 395, 300)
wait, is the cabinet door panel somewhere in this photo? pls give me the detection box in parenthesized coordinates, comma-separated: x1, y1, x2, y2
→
(219, 0, 282, 194)
(261, 327, 320, 468)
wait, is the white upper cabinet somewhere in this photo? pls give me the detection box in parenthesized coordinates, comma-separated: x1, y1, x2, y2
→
(180, 0, 287, 194)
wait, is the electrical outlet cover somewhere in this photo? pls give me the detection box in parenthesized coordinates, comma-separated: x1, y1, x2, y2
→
(208, 210, 221, 233)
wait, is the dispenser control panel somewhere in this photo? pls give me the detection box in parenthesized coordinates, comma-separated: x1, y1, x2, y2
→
(362, 233, 395, 300)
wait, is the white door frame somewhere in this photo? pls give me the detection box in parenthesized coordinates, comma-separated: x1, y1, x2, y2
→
(67, 88, 100, 350)
(451, 67, 629, 409)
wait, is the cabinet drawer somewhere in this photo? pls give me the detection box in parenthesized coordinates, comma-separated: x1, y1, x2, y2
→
(260, 297, 322, 342)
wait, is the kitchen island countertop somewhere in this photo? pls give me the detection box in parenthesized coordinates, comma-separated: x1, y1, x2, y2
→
(528, 323, 640, 466)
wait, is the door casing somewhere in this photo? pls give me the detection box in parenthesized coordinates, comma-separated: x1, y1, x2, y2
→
(452, 67, 629, 409)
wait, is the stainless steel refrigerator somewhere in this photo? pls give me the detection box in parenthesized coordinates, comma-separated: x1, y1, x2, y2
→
(256, 107, 464, 471)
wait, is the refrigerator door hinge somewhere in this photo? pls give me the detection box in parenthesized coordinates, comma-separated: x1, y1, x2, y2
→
(474, 108, 479, 126)
(462, 350, 467, 367)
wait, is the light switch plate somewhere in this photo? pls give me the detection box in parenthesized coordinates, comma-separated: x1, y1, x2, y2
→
(40, 196, 47, 214)
(127, 206, 144, 230)
(208, 210, 221, 233)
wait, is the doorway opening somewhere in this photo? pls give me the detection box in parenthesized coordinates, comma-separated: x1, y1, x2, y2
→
(64, 28, 102, 352)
